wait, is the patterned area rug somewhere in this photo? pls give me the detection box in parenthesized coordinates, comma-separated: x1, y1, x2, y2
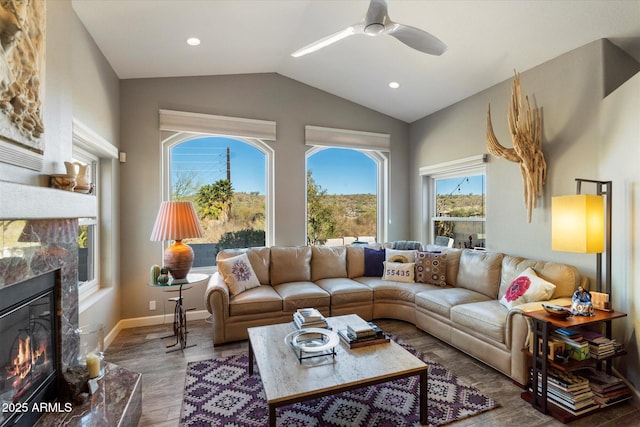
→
(179, 342, 498, 426)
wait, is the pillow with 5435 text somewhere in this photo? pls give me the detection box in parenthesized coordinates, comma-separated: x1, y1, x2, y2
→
(499, 267, 556, 309)
(382, 261, 415, 283)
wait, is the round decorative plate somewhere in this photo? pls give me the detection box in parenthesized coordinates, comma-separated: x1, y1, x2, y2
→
(285, 328, 339, 353)
(542, 303, 571, 318)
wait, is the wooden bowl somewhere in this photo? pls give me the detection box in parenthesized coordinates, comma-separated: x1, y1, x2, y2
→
(542, 303, 571, 318)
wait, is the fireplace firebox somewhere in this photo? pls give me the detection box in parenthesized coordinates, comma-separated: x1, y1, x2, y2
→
(0, 270, 60, 427)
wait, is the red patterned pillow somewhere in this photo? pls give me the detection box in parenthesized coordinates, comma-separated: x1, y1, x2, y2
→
(499, 267, 556, 309)
(415, 251, 447, 286)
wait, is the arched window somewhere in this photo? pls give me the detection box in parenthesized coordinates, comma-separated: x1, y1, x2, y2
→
(160, 110, 275, 268)
(306, 147, 380, 246)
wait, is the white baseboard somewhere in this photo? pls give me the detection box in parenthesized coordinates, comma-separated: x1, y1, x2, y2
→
(104, 310, 210, 349)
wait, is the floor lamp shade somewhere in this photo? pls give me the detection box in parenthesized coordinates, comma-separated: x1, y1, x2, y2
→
(551, 194, 605, 253)
(150, 201, 204, 279)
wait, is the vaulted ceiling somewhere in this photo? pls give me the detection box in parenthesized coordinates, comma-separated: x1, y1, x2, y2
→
(72, 0, 640, 123)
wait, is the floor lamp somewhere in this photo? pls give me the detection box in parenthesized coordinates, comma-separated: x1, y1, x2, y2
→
(551, 179, 612, 308)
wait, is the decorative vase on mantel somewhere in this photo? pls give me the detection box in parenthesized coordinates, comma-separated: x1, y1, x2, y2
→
(64, 161, 93, 194)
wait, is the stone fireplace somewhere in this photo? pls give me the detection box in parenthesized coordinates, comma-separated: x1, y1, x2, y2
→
(0, 181, 141, 426)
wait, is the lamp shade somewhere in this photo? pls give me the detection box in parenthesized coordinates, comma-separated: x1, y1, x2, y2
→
(150, 201, 204, 242)
(551, 194, 604, 253)
(150, 201, 204, 280)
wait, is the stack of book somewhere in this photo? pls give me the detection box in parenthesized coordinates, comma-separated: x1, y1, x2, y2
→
(532, 367, 598, 416)
(551, 328, 590, 361)
(576, 367, 632, 407)
(293, 308, 328, 329)
(338, 319, 389, 348)
(581, 330, 617, 359)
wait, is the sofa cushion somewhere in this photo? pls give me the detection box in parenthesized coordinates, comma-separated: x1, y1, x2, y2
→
(415, 251, 447, 286)
(364, 247, 386, 277)
(217, 247, 271, 285)
(456, 250, 503, 298)
(270, 246, 311, 285)
(415, 288, 491, 318)
(217, 253, 261, 296)
(311, 246, 347, 281)
(229, 285, 283, 317)
(346, 246, 365, 278)
(382, 261, 415, 283)
(499, 267, 556, 309)
(385, 248, 416, 263)
(315, 278, 373, 306)
(354, 277, 438, 303)
(499, 255, 580, 300)
(450, 300, 507, 344)
(272, 281, 330, 312)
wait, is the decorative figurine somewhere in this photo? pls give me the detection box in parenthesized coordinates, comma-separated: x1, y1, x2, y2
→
(571, 286, 595, 316)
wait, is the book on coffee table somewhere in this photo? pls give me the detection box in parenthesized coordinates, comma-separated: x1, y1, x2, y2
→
(339, 321, 389, 348)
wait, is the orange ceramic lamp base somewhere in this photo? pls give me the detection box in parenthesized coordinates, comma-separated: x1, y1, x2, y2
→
(163, 240, 194, 280)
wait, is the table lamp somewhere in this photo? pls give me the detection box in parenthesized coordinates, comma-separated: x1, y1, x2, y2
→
(551, 179, 612, 300)
(150, 201, 204, 280)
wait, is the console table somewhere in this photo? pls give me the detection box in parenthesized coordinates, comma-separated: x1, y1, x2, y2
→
(522, 308, 627, 422)
(149, 273, 208, 352)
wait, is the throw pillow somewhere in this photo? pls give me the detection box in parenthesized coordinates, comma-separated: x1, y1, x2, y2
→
(415, 251, 447, 286)
(364, 247, 385, 277)
(382, 261, 415, 283)
(217, 253, 261, 296)
(499, 267, 556, 309)
(385, 248, 416, 263)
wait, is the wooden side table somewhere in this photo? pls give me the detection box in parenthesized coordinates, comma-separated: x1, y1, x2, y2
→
(149, 273, 208, 352)
(522, 308, 627, 422)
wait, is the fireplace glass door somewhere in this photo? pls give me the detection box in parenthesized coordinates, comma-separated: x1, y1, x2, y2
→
(0, 271, 57, 427)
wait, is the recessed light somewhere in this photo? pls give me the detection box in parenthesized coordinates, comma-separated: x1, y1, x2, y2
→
(389, 81, 400, 89)
(187, 37, 201, 46)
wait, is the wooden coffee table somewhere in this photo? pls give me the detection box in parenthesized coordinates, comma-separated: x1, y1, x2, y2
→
(248, 314, 428, 426)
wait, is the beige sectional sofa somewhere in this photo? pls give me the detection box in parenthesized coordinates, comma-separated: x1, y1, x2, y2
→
(204, 245, 585, 385)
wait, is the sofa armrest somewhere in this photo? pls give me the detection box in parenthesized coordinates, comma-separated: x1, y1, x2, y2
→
(205, 272, 230, 320)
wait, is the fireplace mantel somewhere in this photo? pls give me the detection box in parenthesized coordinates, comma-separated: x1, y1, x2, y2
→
(0, 180, 97, 219)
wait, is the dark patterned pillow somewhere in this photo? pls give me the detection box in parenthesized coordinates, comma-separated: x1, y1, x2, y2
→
(415, 251, 447, 286)
(364, 248, 385, 277)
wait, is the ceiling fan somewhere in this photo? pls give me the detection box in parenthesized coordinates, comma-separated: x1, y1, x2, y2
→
(291, 0, 447, 58)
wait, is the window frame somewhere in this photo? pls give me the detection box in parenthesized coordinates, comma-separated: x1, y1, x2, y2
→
(420, 155, 487, 247)
(72, 118, 118, 306)
(163, 135, 272, 271)
(305, 146, 388, 245)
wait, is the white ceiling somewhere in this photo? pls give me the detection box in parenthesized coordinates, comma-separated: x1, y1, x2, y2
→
(71, 0, 640, 123)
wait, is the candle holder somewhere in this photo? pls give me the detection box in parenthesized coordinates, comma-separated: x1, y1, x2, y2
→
(77, 324, 105, 380)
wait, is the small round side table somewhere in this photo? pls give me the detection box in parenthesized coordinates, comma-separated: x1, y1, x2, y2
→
(149, 273, 209, 352)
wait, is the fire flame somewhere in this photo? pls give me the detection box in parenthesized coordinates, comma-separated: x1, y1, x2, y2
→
(6, 334, 48, 389)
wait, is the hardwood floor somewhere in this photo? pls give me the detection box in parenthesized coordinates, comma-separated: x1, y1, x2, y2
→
(104, 318, 639, 427)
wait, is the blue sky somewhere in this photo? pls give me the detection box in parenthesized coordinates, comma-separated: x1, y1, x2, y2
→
(172, 137, 377, 195)
(436, 175, 485, 195)
(171, 137, 266, 194)
(307, 148, 376, 194)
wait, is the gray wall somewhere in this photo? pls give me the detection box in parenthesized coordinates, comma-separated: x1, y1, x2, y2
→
(118, 74, 410, 319)
(0, 1, 121, 335)
(409, 39, 640, 390)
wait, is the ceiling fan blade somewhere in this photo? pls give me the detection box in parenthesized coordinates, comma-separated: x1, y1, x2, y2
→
(291, 25, 361, 58)
(386, 23, 447, 56)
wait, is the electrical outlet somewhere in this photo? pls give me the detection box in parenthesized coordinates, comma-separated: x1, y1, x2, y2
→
(149, 300, 156, 311)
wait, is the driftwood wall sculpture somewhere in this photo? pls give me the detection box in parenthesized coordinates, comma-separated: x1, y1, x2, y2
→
(486, 71, 546, 223)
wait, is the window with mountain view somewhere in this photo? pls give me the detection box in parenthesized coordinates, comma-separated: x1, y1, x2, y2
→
(170, 136, 266, 267)
(306, 148, 378, 246)
(432, 174, 485, 249)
